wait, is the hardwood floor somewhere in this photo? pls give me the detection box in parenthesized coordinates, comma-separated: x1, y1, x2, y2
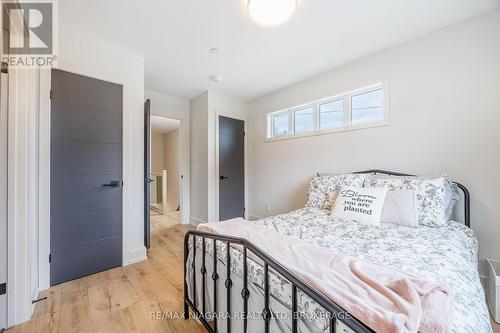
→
(8, 211, 205, 333)
(7, 209, 500, 333)
(493, 317, 500, 333)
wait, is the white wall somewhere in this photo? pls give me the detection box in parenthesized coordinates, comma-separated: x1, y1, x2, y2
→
(248, 9, 500, 275)
(145, 89, 190, 225)
(151, 132, 165, 174)
(163, 129, 180, 211)
(190, 92, 209, 224)
(210, 89, 249, 119)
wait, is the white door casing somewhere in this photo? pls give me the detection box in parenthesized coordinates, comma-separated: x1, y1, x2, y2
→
(0, 71, 9, 330)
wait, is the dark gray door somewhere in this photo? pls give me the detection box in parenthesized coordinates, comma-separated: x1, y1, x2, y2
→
(219, 116, 245, 220)
(144, 99, 151, 249)
(50, 69, 123, 285)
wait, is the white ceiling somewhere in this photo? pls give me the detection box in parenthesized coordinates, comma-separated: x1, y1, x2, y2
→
(151, 116, 180, 134)
(59, 0, 500, 101)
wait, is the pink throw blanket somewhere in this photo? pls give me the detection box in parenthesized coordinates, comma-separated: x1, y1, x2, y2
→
(198, 218, 453, 333)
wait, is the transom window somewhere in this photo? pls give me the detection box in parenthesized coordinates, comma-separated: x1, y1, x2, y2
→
(267, 84, 387, 139)
(294, 106, 314, 134)
(271, 112, 289, 137)
(320, 99, 343, 130)
(351, 88, 383, 125)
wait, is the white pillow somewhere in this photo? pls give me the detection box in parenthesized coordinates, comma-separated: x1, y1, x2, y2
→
(381, 190, 418, 228)
(331, 187, 388, 226)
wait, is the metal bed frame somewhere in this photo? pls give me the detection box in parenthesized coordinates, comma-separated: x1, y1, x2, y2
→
(184, 170, 471, 333)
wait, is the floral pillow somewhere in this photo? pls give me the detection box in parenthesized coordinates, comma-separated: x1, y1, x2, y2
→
(305, 174, 368, 209)
(364, 176, 453, 227)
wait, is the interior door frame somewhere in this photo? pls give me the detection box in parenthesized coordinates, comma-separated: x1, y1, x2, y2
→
(214, 111, 248, 221)
(144, 99, 151, 249)
(147, 114, 185, 223)
(38, 66, 128, 292)
(49, 68, 124, 285)
(0, 69, 8, 331)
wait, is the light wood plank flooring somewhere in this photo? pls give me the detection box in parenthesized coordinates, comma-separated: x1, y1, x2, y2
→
(6, 209, 500, 332)
(7, 211, 204, 333)
(493, 317, 500, 333)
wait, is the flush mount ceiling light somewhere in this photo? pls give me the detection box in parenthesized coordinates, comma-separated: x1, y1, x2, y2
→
(247, 0, 297, 28)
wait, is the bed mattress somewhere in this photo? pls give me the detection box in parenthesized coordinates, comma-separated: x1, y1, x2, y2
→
(187, 208, 492, 333)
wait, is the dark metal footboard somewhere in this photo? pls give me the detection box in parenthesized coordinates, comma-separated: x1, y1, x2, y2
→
(183, 230, 374, 333)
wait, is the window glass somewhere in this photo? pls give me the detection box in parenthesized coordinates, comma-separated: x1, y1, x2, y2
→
(294, 106, 314, 134)
(320, 99, 343, 129)
(272, 112, 289, 137)
(351, 89, 383, 125)
(268, 85, 385, 139)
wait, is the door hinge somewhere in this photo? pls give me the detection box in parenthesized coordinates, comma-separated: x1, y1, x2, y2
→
(49, 90, 53, 100)
(49, 254, 51, 263)
(0, 283, 6, 295)
(1, 61, 7, 74)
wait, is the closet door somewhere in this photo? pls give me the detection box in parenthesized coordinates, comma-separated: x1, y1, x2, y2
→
(218, 116, 245, 221)
(50, 69, 123, 285)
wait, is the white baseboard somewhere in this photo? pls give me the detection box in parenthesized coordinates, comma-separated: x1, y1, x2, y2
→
(190, 216, 206, 226)
(249, 215, 264, 221)
(128, 247, 147, 265)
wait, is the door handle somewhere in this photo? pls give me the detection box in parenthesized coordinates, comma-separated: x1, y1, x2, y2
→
(102, 180, 121, 188)
(219, 175, 229, 180)
(146, 178, 155, 184)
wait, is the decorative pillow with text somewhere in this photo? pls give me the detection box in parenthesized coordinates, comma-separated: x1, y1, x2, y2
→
(331, 187, 388, 226)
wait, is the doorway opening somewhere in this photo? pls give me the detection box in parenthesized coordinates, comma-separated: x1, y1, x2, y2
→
(149, 116, 182, 237)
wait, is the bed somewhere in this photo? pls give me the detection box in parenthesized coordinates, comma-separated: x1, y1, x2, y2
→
(184, 170, 492, 333)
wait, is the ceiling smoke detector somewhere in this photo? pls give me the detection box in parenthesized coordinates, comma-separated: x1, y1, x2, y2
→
(209, 74, 223, 82)
(247, 0, 297, 28)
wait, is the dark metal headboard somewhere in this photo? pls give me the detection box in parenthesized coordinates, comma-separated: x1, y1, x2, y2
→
(318, 169, 470, 227)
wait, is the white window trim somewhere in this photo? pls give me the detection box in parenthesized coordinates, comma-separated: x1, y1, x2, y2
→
(269, 109, 290, 137)
(265, 81, 390, 142)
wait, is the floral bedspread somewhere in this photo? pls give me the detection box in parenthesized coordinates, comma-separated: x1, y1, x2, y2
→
(250, 208, 492, 333)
